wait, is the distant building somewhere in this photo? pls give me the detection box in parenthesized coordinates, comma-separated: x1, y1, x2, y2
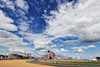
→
(0, 55, 8, 59)
(8, 53, 31, 59)
(90, 59, 97, 62)
(0, 55, 8, 60)
(0, 55, 3, 59)
(96, 57, 100, 62)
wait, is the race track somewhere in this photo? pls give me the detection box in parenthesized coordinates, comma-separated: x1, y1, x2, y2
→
(1, 59, 99, 67)
(0, 59, 56, 67)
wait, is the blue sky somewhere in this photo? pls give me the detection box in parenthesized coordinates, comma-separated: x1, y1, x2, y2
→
(0, 0, 100, 59)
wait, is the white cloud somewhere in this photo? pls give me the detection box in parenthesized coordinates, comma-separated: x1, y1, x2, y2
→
(61, 48, 69, 52)
(0, 10, 18, 31)
(71, 45, 96, 53)
(59, 44, 67, 48)
(40, 49, 48, 52)
(44, 0, 100, 43)
(0, 0, 49, 57)
(9, 48, 25, 53)
(19, 31, 57, 51)
(0, 0, 29, 12)
(0, 5, 31, 55)
(15, 0, 29, 12)
(18, 22, 29, 31)
(0, 49, 10, 55)
(0, 0, 15, 10)
(71, 46, 84, 53)
(73, 50, 100, 59)
(72, 53, 81, 59)
(19, 31, 57, 50)
(33, 41, 52, 50)
(0, 30, 28, 47)
(0, 4, 5, 8)
(17, 0, 100, 57)
(0, 1, 33, 56)
(51, 44, 57, 48)
(0, 10, 28, 49)
(65, 40, 80, 45)
(87, 45, 96, 48)
(0, 0, 99, 58)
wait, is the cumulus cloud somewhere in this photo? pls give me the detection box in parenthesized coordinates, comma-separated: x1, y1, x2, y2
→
(17, 0, 100, 57)
(65, 40, 80, 45)
(61, 48, 69, 52)
(40, 49, 48, 52)
(0, 0, 29, 11)
(0, 30, 28, 47)
(73, 50, 100, 59)
(0, 0, 40, 57)
(72, 53, 82, 59)
(19, 31, 57, 50)
(15, 0, 29, 12)
(18, 22, 29, 31)
(9, 48, 25, 53)
(0, 10, 17, 31)
(34, 41, 53, 50)
(51, 44, 57, 48)
(71, 45, 96, 53)
(44, 0, 100, 43)
(87, 45, 96, 48)
(0, 0, 99, 58)
(0, 0, 15, 10)
(0, 9, 28, 52)
(59, 44, 67, 48)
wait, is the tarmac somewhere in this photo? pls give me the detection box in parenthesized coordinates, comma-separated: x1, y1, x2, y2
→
(0, 59, 56, 67)
(0, 59, 100, 67)
(28, 59, 100, 67)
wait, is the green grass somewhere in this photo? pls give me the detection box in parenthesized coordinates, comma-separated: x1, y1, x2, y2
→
(46, 60, 100, 64)
(27, 60, 34, 62)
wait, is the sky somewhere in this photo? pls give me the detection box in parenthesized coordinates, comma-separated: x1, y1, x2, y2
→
(0, 0, 100, 59)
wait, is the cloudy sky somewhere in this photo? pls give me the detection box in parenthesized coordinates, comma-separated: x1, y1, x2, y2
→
(0, 0, 100, 59)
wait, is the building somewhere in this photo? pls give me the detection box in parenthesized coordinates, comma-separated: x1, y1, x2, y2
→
(96, 57, 100, 62)
(0, 55, 8, 59)
(0, 55, 3, 59)
(8, 53, 31, 59)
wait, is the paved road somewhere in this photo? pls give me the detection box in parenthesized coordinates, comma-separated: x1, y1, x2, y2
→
(28, 59, 100, 67)
(1, 59, 99, 67)
(0, 59, 57, 67)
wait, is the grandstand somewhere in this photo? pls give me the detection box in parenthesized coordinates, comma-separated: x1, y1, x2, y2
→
(7, 53, 32, 59)
(96, 57, 100, 62)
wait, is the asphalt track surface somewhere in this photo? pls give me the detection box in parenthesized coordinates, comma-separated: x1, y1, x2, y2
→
(27, 60, 100, 67)
(0, 59, 56, 67)
(0, 59, 100, 67)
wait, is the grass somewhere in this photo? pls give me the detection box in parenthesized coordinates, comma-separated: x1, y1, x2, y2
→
(45, 60, 100, 64)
